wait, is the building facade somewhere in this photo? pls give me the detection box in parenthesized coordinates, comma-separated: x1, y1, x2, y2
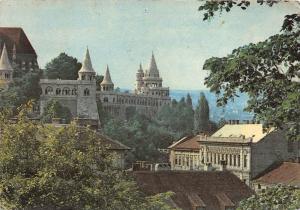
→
(40, 48, 171, 125)
(169, 123, 299, 186)
(98, 52, 171, 119)
(40, 48, 99, 124)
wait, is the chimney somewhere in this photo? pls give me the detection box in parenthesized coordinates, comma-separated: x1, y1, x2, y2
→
(220, 160, 227, 171)
(204, 163, 213, 171)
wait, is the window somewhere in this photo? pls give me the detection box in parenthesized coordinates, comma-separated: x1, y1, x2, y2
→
(244, 155, 247, 168)
(62, 87, 70, 95)
(233, 155, 236, 166)
(45, 86, 53, 95)
(56, 88, 61, 95)
(229, 154, 232, 166)
(84, 88, 90, 96)
(238, 155, 241, 167)
(71, 88, 77, 95)
(104, 97, 108, 102)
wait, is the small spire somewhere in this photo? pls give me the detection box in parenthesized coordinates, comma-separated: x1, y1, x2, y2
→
(79, 47, 94, 72)
(0, 44, 13, 71)
(12, 43, 17, 61)
(101, 65, 113, 85)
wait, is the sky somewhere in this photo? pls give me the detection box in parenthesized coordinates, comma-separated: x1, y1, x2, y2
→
(0, 0, 298, 90)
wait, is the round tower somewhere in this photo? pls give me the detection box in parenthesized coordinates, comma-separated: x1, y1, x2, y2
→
(0, 44, 14, 89)
(101, 65, 114, 92)
(78, 47, 96, 81)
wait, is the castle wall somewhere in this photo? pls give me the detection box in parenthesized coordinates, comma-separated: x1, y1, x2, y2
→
(97, 91, 171, 119)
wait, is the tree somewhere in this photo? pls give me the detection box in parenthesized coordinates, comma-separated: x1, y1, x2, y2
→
(45, 53, 82, 80)
(199, 1, 300, 141)
(238, 185, 300, 210)
(0, 104, 175, 210)
(41, 99, 72, 123)
(186, 93, 193, 108)
(0, 70, 42, 110)
(194, 92, 210, 133)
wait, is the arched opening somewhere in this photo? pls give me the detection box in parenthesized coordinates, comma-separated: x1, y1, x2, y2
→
(56, 88, 61, 95)
(45, 86, 53, 95)
(62, 87, 70, 95)
(71, 88, 77, 95)
(84, 88, 90, 96)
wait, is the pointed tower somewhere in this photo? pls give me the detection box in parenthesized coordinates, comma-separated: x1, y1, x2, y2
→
(135, 63, 144, 93)
(146, 52, 159, 78)
(78, 47, 96, 81)
(100, 65, 114, 92)
(0, 44, 14, 86)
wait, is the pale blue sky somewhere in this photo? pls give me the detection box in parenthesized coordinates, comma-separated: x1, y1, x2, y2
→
(0, 0, 298, 89)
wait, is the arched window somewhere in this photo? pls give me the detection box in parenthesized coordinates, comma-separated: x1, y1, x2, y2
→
(45, 86, 53, 95)
(62, 87, 70, 95)
(56, 88, 61, 95)
(84, 88, 90, 96)
(71, 88, 77, 95)
(104, 97, 108, 102)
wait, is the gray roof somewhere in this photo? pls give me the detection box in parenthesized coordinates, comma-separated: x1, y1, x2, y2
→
(78, 48, 95, 73)
(101, 65, 114, 85)
(0, 44, 13, 71)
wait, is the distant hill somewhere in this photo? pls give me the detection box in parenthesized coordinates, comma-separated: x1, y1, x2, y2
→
(170, 90, 253, 123)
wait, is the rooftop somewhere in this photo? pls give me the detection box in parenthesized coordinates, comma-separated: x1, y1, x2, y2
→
(254, 162, 300, 187)
(0, 27, 36, 56)
(168, 135, 200, 150)
(133, 170, 253, 210)
(209, 124, 274, 143)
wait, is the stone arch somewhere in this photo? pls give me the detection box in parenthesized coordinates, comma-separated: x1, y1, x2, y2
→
(62, 87, 70, 95)
(45, 86, 53, 95)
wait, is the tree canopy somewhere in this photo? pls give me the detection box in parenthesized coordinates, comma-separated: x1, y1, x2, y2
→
(199, 1, 300, 141)
(41, 99, 72, 123)
(0, 104, 175, 210)
(238, 185, 300, 210)
(45, 53, 82, 80)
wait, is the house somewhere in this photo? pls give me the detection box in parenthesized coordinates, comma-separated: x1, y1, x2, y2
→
(169, 122, 299, 186)
(133, 170, 254, 210)
(252, 161, 300, 192)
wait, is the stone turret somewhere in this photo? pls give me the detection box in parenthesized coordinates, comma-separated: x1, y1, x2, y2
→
(78, 47, 96, 81)
(135, 63, 144, 93)
(101, 65, 114, 92)
(0, 44, 14, 89)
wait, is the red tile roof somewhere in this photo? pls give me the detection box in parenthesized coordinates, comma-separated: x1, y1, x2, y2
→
(0, 27, 37, 56)
(133, 170, 253, 210)
(254, 162, 300, 187)
(168, 135, 200, 150)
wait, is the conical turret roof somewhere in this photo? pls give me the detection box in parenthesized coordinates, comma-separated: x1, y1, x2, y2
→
(0, 44, 13, 71)
(79, 47, 94, 73)
(148, 52, 159, 77)
(101, 65, 114, 85)
(138, 63, 143, 73)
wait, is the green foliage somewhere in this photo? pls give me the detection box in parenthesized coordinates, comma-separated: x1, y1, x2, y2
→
(157, 97, 194, 138)
(41, 99, 72, 123)
(0, 70, 42, 110)
(45, 53, 82, 80)
(199, 1, 300, 141)
(103, 114, 175, 165)
(194, 92, 211, 133)
(199, 1, 288, 22)
(95, 74, 104, 91)
(238, 185, 300, 210)
(0, 105, 176, 210)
